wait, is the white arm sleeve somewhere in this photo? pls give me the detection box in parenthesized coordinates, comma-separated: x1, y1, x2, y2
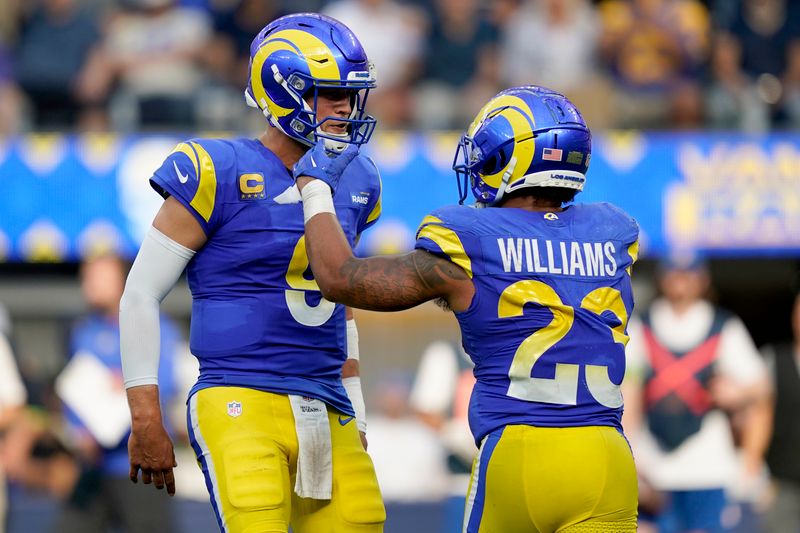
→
(346, 318, 359, 361)
(120, 227, 194, 389)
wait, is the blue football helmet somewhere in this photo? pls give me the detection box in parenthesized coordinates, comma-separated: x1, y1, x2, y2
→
(453, 86, 591, 205)
(245, 13, 377, 148)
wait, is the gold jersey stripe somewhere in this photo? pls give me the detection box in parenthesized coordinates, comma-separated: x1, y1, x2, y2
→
(189, 142, 217, 222)
(416, 223, 473, 279)
(171, 142, 199, 178)
(416, 215, 443, 237)
(626, 240, 639, 276)
(366, 174, 382, 224)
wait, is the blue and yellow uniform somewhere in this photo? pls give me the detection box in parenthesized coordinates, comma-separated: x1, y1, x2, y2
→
(416, 202, 640, 532)
(150, 137, 384, 532)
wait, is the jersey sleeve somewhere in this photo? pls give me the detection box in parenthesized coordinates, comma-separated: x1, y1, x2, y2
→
(414, 206, 475, 279)
(149, 139, 228, 235)
(356, 155, 382, 234)
(598, 202, 640, 276)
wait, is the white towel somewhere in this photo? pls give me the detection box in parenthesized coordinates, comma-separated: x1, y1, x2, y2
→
(288, 395, 333, 500)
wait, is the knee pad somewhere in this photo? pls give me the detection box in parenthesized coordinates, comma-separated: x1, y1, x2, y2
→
(222, 438, 287, 510)
(334, 448, 385, 525)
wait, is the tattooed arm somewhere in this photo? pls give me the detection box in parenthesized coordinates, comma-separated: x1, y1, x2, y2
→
(298, 177, 474, 313)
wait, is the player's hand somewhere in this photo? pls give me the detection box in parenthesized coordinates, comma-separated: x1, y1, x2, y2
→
(359, 431, 368, 451)
(293, 138, 359, 193)
(128, 420, 177, 496)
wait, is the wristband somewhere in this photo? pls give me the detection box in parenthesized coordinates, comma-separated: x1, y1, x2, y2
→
(300, 180, 335, 223)
(346, 319, 359, 361)
(343, 376, 367, 433)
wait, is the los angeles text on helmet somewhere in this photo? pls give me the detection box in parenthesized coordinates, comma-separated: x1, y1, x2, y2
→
(497, 238, 618, 277)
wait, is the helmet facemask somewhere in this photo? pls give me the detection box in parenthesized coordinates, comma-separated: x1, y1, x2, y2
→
(301, 74, 377, 151)
(453, 127, 521, 206)
(247, 65, 377, 150)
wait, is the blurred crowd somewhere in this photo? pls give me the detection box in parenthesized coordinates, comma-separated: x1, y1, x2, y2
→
(0, 0, 799, 136)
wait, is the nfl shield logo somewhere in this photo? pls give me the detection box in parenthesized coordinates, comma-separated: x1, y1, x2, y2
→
(227, 401, 242, 418)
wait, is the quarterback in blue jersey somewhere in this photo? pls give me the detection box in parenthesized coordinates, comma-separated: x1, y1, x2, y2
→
(295, 86, 640, 532)
(119, 14, 385, 533)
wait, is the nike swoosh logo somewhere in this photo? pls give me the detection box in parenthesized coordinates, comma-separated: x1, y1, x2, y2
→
(310, 154, 317, 168)
(173, 160, 189, 183)
(338, 415, 354, 426)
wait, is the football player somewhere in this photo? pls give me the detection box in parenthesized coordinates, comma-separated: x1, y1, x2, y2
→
(294, 86, 640, 532)
(119, 13, 385, 533)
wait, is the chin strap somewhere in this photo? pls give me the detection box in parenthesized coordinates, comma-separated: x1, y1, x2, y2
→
(490, 156, 518, 206)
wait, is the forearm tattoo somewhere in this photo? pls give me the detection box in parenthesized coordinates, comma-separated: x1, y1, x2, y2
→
(336, 250, 469, 311)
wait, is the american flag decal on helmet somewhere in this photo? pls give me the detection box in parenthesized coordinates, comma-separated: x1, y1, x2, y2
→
(542, 148, 563, 161)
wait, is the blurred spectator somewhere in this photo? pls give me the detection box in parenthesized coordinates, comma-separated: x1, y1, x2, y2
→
(206, 0, 277, 87)
(760, 289, 800, 533)
(0, 305, 26, 533)
(718, 0, 798, 78)
(413, 0, 499, 129)
(0, 43, 24, 136)
(197, 0, 279, 130)
(622, 256, 772, 533)
(324, 0, 425, 128)
(207, 0, 268, 74)
(100, 0, 212, 130)
(0, 0, 23, 45)
(409, 341, 476, 533)
(784, 40, 800, 129)
(597, 0, 710, 128)
(53, 253, 182, 533)
(716, 0, 800, 128)
(13, 0, 102, 129)
(705, 33, 770, 131)
(1, 410, 80, 522)
(365, 373, 449, 503)
(500, 0, 611, 127)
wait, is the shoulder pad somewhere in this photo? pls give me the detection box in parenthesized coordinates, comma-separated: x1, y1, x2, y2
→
(415, 205, 475, 278)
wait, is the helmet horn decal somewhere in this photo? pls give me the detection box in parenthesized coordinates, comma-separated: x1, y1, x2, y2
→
(251, 30, 342, 119)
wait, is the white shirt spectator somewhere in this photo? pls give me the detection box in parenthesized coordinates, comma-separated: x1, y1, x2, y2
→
(501, 0, 599, 92)
(323, 0, 423, 88)
(409, 341, 476, 496)
(105, 5, 211, 97)
(625, 299, 767, 490)
(366, 416, 449, 502)
(0, 330, 26, 532)
(0, 332, 25, 414)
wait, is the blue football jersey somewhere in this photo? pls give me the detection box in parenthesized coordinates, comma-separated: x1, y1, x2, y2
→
(415, 203, 639, 443)
(150, 137, 381, 416)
